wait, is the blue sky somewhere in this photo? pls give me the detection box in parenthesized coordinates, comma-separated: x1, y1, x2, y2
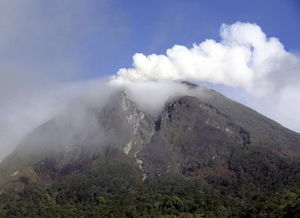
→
(0, 0, 300, 160)
(0, 0, 299, 84)
(82, 0, 300, 80)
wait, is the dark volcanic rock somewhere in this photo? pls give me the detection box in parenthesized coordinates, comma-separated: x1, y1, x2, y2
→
(1, 82, 300, 217)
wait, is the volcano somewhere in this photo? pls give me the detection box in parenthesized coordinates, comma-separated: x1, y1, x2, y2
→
(0, 82, 300, 217)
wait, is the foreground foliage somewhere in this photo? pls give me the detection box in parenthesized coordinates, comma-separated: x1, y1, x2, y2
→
(1, 167, 300, 218)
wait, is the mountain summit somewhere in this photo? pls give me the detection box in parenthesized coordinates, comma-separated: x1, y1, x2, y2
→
(1, 82, 300, 217)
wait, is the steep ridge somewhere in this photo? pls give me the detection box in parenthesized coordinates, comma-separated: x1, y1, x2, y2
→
(140, 94, 300, 190)
(0, 82, 300, 217)
(0, 89, 151, 185)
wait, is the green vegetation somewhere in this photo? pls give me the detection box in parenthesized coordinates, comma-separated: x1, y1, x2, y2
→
(0, 174, 300, 217)
(0, 150, 300, 218)
(1, 88, 300, 217)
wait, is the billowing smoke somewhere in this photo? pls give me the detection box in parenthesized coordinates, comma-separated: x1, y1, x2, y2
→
(111, 21, 300, 133)
(1, 21, 300, 162)
(112, 22, 300, 97)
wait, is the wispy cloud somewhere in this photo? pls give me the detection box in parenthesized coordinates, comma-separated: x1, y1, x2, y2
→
(0, 4, 299, 163)
(0, 0, 128, 160)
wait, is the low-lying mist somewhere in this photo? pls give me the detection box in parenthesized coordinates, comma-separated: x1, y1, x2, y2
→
(0, 80, 200, 161)
(1, 21, 300, 162)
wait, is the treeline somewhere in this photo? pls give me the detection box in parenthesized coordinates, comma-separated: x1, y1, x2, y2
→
(0, 174, 300, 217)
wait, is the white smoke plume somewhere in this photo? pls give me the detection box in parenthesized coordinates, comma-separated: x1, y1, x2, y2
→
(112, 22, 300, 97)
(1, 21, 300, 162)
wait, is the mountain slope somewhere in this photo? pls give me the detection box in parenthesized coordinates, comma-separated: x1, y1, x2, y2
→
(0, 82, 300, 217)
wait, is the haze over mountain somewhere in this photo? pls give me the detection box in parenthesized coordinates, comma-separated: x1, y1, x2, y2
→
(0, 81, 300, 216)
(1, 21, 300, 163)
(0, 2, 299, 215)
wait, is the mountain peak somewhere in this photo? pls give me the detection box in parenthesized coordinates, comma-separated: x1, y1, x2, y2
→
(179, 80, 198, 88)
(1, 84, 300, 216)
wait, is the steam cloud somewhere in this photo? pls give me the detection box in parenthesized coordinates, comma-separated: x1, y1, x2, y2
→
(1, 21, 300, 161)
(112, 22, 300, 97)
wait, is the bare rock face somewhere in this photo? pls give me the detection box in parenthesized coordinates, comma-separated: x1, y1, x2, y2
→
(1, 81, 300, 199)
(139, 94, 300, 189)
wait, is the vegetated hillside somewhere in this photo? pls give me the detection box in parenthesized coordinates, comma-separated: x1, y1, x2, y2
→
(0, 82, 300, 217)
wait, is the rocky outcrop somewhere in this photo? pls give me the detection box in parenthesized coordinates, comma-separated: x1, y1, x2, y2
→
(1, 82, 300, 195)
